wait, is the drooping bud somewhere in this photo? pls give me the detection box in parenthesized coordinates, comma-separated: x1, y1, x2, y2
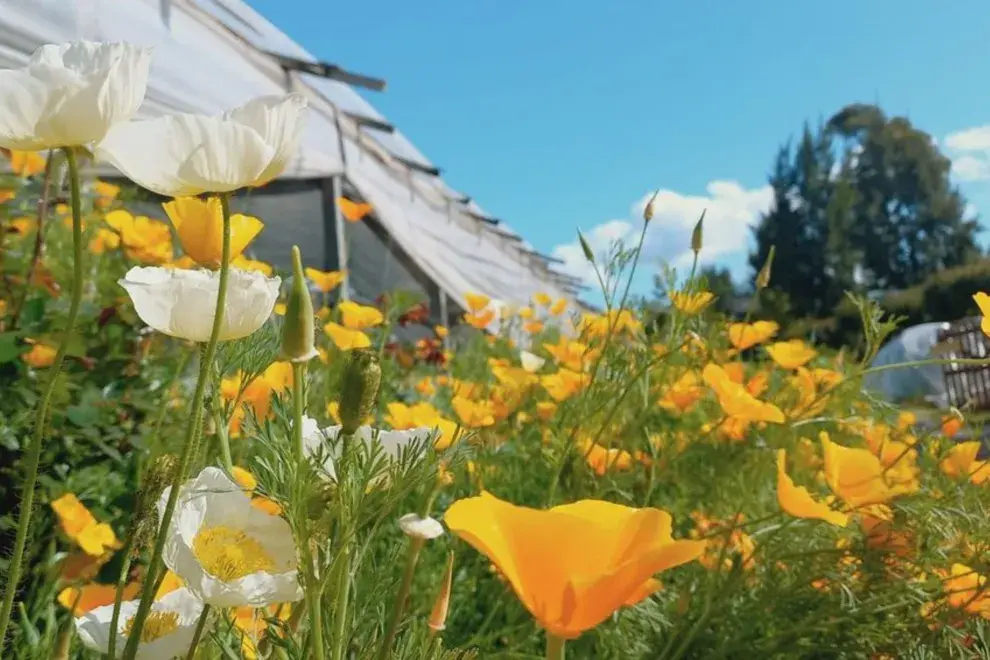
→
(281, 246, 318, 363)
(756, 245, 775, 290)
(398, 513, 445, 541)
(578, 229, 595, 264)
(690, 210, 705, 254)
(428, 551, 455, 634)
(339, 349, 381, 435)
(643, 190, 658, 223)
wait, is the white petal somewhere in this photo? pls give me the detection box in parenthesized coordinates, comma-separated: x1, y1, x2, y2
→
(398, 513, 445, 540)
(520, 350, 546, 373)
(75, 587, 204, 659)
(119, 267, 280, 342)
(301, 415, 337, 481)
(160, 467, 302, 608)
(0, 41, 150, 150)
(97, 113, 273, 197)
(0, 69, 50, 150)
(375, 428, 433, 460)
(226, 94, 307, 185)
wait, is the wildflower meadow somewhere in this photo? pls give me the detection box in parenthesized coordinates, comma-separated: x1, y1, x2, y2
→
(3, 40, 990, 660)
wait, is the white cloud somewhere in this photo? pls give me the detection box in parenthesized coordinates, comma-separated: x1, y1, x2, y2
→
(551, 180, 773, 286)
(952, 155, 990, 182)
(946, 125, 990, 152)
(944, 125, 990, 182)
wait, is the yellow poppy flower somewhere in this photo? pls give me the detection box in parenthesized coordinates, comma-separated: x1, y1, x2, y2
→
(324, 322, 371, 350)
(533, 292, 552, 307)
(337, 301, 384, 330)
(465, 292, 491, 313)
(89, 228, 121, 254)
(231, 255, 274, 276)
(776, 449, 848, 527)
(444, 492, 705, 639)
(975, 292, 990, 337)
(820, 432, 916, 510)
(22, 340, 57, 368)
(304, 267, 345, 293)
(702, 364, 784, 424)
(164, 196, 263, 268)
(50, 493, 120, 556)
(464, 308, 496, 329)
(452, 396, 496, 428)
(727, 320, 779, 351)
(670, 291, 715, 315)
(8, 149, 46, 177)
(541, 368, 590, 402)
(766, 339, 817, 369)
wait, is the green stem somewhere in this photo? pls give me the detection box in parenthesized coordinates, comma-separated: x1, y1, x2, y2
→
(545, 633, 565, 660)
(105, 531, 136, 659)
(376, 537, 426, 660)
(213, 392, 234, 474)
(121, 195, 233, 660)
(0, 148, 83, 653)
(292, 361, 326, 660)
(330, 544, 352, 660)
(184, 605, 212, 660)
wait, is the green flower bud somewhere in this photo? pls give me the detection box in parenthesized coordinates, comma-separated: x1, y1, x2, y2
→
(577, 229, 595, 264)
(281, 245, 318, 363)
(339, 349, 381, 435)
(691, 210, 705, 254)
(756, 245, 775, 290)
(643, 190, 658, 223)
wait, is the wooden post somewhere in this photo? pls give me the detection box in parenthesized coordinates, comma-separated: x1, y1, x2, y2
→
(322, 175, 349, 301)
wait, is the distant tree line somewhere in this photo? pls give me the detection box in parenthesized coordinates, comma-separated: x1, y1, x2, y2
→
(654, 103, 985, 348)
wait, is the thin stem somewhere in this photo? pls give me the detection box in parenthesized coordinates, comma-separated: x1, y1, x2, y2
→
(545, 633, 565, 660)
(292, 360, 326, 660)
(213, 393, 234, 474)
(8, 150, 55, 331)
(122, 195, 233, 659)
(0, 148, 83, 652)
(376, 537, 426, 660)
(105, 532, 136, 659)
(184, 605, 212, 660)
(330, 544, 352, 660)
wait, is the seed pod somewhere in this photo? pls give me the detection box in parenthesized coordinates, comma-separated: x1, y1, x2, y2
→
(339, 349, 381, 435)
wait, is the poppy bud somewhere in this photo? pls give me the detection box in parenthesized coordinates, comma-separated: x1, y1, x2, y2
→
(691, 210, 705, 254)
(643, 189, 658, 223)
(398, 513, 445, 541)
(428, 551, 455, 634)
(578, 229, 595, 264)
(281, 246, 318, 363)
(339, 349, 381, 435)
(756, 245, 775, 290)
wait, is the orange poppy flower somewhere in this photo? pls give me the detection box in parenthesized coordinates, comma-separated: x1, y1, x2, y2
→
(444, 492, 705, 640)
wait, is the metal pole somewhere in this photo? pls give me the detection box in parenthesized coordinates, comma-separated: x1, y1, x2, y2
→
(329, 175, 350, 301)
(438, 289, 449, 348)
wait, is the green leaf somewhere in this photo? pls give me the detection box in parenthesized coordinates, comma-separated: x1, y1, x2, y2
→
(0, 332, 22, 363)
(65, 404, 99, 428)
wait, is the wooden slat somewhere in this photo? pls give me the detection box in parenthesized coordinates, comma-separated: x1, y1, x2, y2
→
(938, 317, 990, 410)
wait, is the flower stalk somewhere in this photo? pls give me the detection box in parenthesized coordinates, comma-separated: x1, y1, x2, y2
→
(0, 147, 84, 651)
(546, 634, 566, 660)
(184, 605, 212, 660)
(121, 194, 234, 659)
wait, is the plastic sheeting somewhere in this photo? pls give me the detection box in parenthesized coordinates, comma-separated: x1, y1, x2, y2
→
(0, 0, 576, 310)
(863, 323, 950, 407)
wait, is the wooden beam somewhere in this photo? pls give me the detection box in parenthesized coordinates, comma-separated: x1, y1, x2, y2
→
(321, 175, 350, 300)
(266, 52, 387, 91)
(393, 156, 441, 177)
(347, 113, 395, 133)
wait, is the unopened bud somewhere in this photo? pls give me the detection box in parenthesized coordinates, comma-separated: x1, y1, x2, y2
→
(398, 513, 445, 540)
(282, 246, 318, 363)
(132, 453, 178, 556)
(643, 190, 658, 223)
(577, 229, 595, 264)
(428, 551, 455, 634)
(691, 210, 705, 254)
(339, 349, 381, 435)
(756, 245, 775, 290)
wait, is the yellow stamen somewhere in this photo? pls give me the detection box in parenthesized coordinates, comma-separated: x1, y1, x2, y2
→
(123, 610, 179, 643)
(192, 526, 276, 581)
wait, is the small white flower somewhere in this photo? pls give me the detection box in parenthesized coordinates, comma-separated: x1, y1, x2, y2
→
(119, 267, 281, 343)
(302, 422, 434, 484)
(158, 467, 302, 608)
(0, 41, 151, 150)
(95, 94, 307, 196)
(74, 587, 204, 660)
(520, 350, 546, 373)
(398, 513, 445, 540)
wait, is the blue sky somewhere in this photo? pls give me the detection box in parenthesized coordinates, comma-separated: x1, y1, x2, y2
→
(248, 0, 990, 299)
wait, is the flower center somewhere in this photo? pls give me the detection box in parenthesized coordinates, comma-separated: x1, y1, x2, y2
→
(192, 525, 276, 581)
(123, 610, 179, 643)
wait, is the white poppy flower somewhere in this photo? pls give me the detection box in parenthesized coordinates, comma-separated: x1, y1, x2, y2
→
(398, 513, 445, 540)
(95, 94, 307, 196)
(520, 350, 546, 373)
(158, 467, 303, 608)
(303, 422, 434, 484)
(119, 267, 281, 343)
(0, 41, 151, 151)
(74, 587, 204, 660)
